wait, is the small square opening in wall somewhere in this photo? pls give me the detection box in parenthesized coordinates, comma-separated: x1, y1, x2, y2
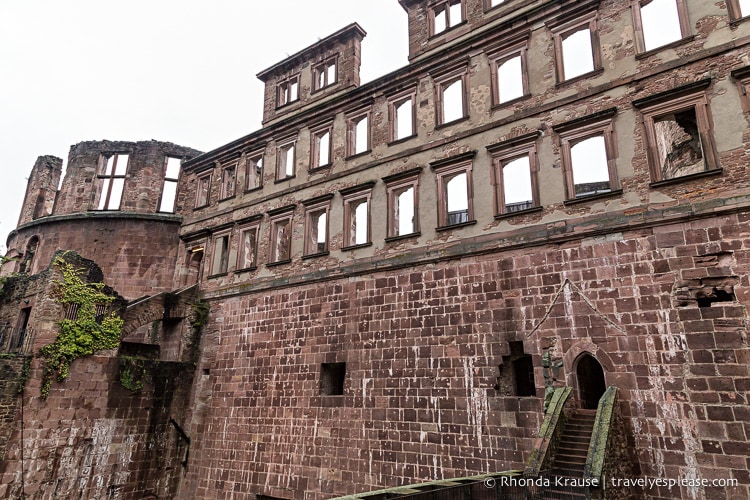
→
(320, 362, 346, 395)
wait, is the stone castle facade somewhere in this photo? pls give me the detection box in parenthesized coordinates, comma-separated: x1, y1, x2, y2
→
(2, 0, 750, 498)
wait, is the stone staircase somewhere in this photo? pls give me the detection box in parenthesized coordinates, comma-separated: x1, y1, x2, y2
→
(545, 408, 597, 498)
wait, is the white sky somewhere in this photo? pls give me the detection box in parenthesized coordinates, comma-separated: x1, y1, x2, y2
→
(0, 1, 408, 252)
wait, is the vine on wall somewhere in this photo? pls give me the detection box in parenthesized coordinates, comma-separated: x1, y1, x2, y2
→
(39, 257, 123, 398)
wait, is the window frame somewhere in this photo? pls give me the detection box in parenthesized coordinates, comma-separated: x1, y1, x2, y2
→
(631, 0, 691, 54)
(430, 0, 465, 37)
(388, 90, 417, 143)
(96, 152, 129, 211)
(236, 218, 261, 272)
(487, 131, 542, 218)
(632, 79, 720, 185)
(302, 195, 333, 258)
(310, 122, 333, 171)
(431, 152, 476, 229)
(727, 0, 750, 21)
(312, 57, 338, 92)
(731, 66, 750, 113)
(340, 182, 375, 250)
(549, 11, 602, 84)
(383, 168, 422, 241)
(434, 66, 469, 127)
(276, 137, 297, 182)
(244, 150, 264, 192)
(489, 39, 530, 107)
(219, 160, 237, 201)
(276, 74, 300, 107)
(553, 108, 620, 202)
(158, 156, 181, 213)
(194, 170, 212, 209)
(346, 108, 371, 158)
(209, 228, 232, 277)
(267, 205, 295, 266)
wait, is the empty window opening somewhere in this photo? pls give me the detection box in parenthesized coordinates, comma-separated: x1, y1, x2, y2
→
(394, 98, 414, 141)
(238, 226, 258, 270)
(220, 164, 236, 199)
(278, 77, 299, 106)
(349, 115, 370, 156)
(13, 307, 32, 351)
(350, 199, 369, 245)
(313, 129, 331, 168)
(441, 79, 464, 124)
(245, 154, 263, 191)
(314, 60, 337, 90)
(277, 142, 295, 179)
(320, 362, 346, 395)
(443, 172, 470, 225)
(19, 236, 39, 274)
(306, 209, 328, 255)
(495, 341, 535, 397)
(433, 0, 462, 34)
(497, 55, 524, 103)
(271, 218, 292, 263)
(195, 174, 211, 208)
(489, 0, 505, 6)
(211, 234, 230, 275)
(502, 156, 534, 213)
(570, 135, 611, 197)
(159, 157, 181, 212)
(640, 0, 683, 51)
(97, 153, 128, 210)
(561, 28, 594, 80)
(653, 109, 705, 179)
(740, 0, 750, 17)
(696, 287, 736, 307)
(394, 186, 415, 236)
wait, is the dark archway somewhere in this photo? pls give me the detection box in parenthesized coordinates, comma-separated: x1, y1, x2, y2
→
(576, 353, 606, 409)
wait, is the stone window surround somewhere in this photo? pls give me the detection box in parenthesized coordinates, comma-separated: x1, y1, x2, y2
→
(433, 64, 469, 127)
(383, 167, 422, 241)
(488, 34, 530, 108)
(487, 131, 542, 218)
(244, 150, 265, 192)
(96, 152, 129, 211)
(630, 0, 692, 55)
(340, 182, 375, 250)
(548, 10, 602, 84)
(276, 73, 300, 108)
(387, 89, 417, 144)
(236, 218, 261, 272)
(429, 0, 465, 37)
(302, 194, 333, 258)
(209, 228, 232, 277)
(158, 156, 181, 213)
(632, 79, 720, 185)
(553, 108, 620, 202)
(275, 136, 297, 182)
(430, 151, 477, 230)
(345, 107, 371, 158)
(194, 170, 212, 209)
(310, 121, 334, 171)
(219, 160, 238, 201)
(727, 0, 750, 22)
(312, 56, 338, 92)
(267, 205, 295, 266)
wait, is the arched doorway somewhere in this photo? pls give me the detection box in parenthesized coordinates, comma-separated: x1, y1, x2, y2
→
(576, 353, 606, 409)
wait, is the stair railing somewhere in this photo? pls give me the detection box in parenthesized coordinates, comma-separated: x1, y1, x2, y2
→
(525, 386, 572, 477)
(583, 385, 618, 486)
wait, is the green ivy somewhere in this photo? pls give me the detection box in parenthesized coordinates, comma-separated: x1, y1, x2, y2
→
(39, 257, 123, 399)
(119, 356, 147, 392)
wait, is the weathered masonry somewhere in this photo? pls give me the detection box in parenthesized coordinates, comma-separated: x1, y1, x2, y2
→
(3, 0, 750, 499)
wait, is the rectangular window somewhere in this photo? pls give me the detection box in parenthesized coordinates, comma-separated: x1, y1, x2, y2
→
(550, 12, 601, 83)
(311, 124, 332, 169)
(389, 91, 416, 142)
(96, 153, 128, 210)
(313, 58, 337, 91)
(490, 41, 529, 106)
(195, 172, 211, 208)
(435, 68, 468, 126)
(341, 183, 374, 249)
(432, 153, 475, 228)
(303, 197, 332, 257)
(268, 208, 294, 264)
(347, 111, 370, 157)
(277, 75, 299, 107)
(553, 109, 619, 200)
(320, 362, 346, 396)
(728, 0, 750, 20)
(431, 0, 463, 35)
(276, 139, 296, 180)
(633, 80, 719, 183)
(159, 157, 181, 213)
(245, 152, 264, 191)
(384, 169, 421, 239)
(219, 163, 237, 200)
(487, 133, 543, 216)
(210, 232, 230, 276)
(237, 222, 259, 270)
(632, 0, 690, 53)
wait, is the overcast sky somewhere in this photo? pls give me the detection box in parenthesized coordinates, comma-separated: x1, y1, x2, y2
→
(0, 1, 408, 253)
